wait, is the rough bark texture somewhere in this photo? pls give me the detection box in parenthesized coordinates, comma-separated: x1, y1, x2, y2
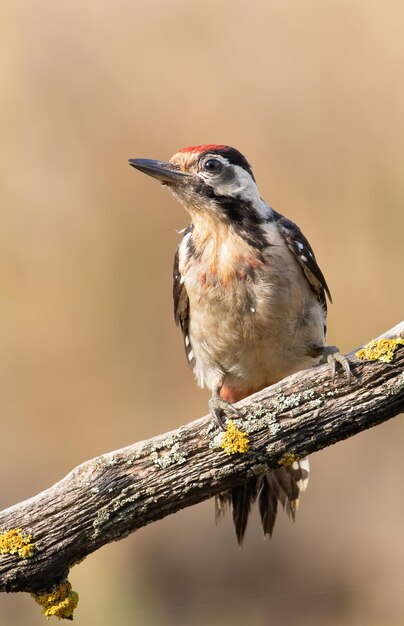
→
(0, 323, 403, 595)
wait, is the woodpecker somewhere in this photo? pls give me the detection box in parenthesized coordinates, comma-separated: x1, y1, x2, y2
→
(129, 144, 349, 544)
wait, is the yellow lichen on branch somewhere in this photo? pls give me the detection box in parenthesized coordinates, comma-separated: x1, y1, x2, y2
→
(0, 528, 35, 559)
(278, 451, 299, 466)
(32, 581, 79, 620)
(221, 420, 250, 455)
(356, 337, 404, 363)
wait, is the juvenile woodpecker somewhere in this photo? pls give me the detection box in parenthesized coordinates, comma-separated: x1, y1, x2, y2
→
(129, 144, 349, 544)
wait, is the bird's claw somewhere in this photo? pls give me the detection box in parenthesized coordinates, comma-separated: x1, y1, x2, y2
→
(209, 395, 243, 431)
(321, 345, 351, 384)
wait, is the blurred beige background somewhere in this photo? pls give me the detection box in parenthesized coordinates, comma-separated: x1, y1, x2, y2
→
(1, 1, 403, 624)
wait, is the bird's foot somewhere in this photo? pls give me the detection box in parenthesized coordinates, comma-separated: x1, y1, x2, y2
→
(209, 393, 243, 431)
(320, 345, 351, 384)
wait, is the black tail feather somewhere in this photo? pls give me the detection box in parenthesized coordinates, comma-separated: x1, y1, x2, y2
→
(257, 474, 278, 537)
(215, 490, 232, 524)
(231, 477, 259, 545)
(215, 460, 309, 544)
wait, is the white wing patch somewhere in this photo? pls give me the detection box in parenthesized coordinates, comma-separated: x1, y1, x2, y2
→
(295, 457, 310, 492)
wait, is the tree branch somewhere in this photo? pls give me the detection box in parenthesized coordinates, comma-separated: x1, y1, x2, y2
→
(1, 323, 403, 598)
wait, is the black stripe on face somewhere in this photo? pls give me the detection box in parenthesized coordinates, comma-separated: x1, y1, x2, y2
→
(205, 147, 256, 181)
(193, 182, 268, 250)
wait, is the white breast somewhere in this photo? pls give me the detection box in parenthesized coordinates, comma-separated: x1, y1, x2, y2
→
(179, 222, 326, 392)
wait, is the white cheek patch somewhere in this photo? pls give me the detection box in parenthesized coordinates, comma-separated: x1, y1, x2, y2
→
(199, 162, 270, 219)
(213, 165, 258, 200)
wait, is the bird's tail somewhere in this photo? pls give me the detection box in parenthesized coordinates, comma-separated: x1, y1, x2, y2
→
(215, 457, 310, 545)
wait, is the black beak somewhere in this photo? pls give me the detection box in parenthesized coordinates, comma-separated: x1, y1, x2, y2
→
(128, 158, 190, 184)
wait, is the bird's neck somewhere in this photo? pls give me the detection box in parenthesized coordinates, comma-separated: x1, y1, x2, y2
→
(184, 218, 265, 288)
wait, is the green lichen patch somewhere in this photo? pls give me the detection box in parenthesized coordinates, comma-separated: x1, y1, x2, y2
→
(205, 420, 218, 435)
(270, 390, 323, 414)
(388, 372, 404, 396)
(239, 402, 282, 435)
(243, 391, 322, 428)
(210, 431, 225, 449)
(356, 337, 404, 363)
(32, 581, 79, 620)
(150, 434, 187, 469)
(125, 452, 141, 465)
(210, 390, 323, 453)
(0, 528, 35, 559)
(92, 484, 145, 538)
(246, 462, 269, 478)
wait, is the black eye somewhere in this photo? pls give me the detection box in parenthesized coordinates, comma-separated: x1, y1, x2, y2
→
(203, 158, 223, 173)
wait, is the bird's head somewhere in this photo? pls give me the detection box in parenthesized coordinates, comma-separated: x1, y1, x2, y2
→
(129, 145, 270, 228)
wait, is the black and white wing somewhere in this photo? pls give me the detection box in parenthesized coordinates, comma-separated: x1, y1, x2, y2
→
(173, 229, 196, 372)
(272, 209, 331, 310)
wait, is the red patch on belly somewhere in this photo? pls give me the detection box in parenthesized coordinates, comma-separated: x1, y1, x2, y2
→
(220, 384, 262, 403)
(246, 256, 264, 270)
(198, 271, 207, 287)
